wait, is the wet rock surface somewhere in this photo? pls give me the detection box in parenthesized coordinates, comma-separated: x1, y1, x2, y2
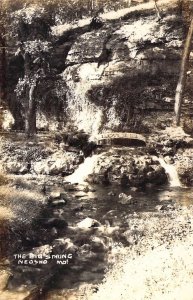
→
(175, 149, 193, 186)
(88, 150, 167, 187)
(0, 136, 83, 176)
(146, 127, 193, 186)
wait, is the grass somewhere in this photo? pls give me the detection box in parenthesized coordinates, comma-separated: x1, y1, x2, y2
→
(0, 183, 44, 259)
(0, 185, 44, 221)
(0, 174, 9, 186)
(0, 173, 14, 218)
(0, 205, 14, 220)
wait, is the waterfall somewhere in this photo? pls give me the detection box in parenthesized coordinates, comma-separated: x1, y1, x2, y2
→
(62, 64, 104, 138)
(66, 154, 101, 184)
(157, 158, 181, 187)
(62, 63, 121, 139)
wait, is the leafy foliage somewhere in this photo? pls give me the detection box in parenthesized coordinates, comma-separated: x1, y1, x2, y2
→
(2, 0, 135, 24)
(87, 70, 177, 132)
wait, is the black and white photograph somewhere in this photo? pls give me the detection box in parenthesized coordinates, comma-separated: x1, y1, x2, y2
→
(1, 0, 193, 299)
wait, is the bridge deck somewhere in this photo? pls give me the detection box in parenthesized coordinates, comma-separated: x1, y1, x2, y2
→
(96, 132, 146, 147)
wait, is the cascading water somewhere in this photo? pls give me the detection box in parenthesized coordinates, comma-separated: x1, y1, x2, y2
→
(62, 64, 104, 138)
(157, 157, 181, 187)
(62, 63, 121, 139)
(66, 154, 101, 184)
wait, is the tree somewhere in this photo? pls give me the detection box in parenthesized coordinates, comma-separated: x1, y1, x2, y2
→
(0, 2, 7, 107)
(154, 0, 162, 20)
(15, 41, 51, 136)
(13, 5, 51, 136)
(174, 17, 193, 125)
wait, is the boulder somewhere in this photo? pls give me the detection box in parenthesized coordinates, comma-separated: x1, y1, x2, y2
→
(44, 218, 68, 229)
(0, 270, 11, 291)
(118, 193, 133, 205)
(5, 161, 28, 174)
(88, 152, 167, 187)
(51, 199, 67, 207)
(50, 191, 61, 199)
(90, 236, 107, 252)
(77, 217, 101, 229)
(29, 244, 52, 259)
(33, 151, 81, 175)
(53, 238, 77, 253)
(176, 153, 193, 186)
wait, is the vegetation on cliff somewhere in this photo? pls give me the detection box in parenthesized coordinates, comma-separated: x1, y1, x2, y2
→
(1, 0, 192, 136)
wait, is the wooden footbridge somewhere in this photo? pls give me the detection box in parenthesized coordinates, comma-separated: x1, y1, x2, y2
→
(96, 132, 146, 147)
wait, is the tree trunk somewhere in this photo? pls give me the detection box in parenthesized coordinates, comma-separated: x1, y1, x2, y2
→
(154, 0, 162, 20)
(0, 25, 7, 105)
(174, 17, 193, 126)
(25, 81, 37, 137)
(23, 52, 37, 137)
(0, 17, 7, 130)
(91, 0, 94, 17)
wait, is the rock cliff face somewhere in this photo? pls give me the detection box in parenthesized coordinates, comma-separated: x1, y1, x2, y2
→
(61, 13, 184, 135)
(4, 0, 188, 135)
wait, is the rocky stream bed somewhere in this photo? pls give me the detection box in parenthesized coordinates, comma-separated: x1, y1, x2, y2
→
(0, 127, 193, 299)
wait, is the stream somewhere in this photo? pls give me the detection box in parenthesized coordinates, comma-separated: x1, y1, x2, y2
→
(1, 153, 193, 299)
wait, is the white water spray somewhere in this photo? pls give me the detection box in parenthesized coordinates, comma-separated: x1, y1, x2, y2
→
(157, 157, 181, 187)
(62, 63, 121, 139)
(66, 154, 101, 184)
